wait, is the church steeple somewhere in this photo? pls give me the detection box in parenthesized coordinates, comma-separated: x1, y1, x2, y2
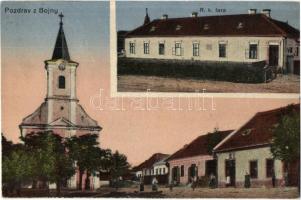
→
(144, 8, 150, 25)
(52, 13, 70, 61)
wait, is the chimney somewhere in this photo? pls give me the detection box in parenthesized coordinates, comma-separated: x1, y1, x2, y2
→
(191, 12, 198, 17)
(161, 14, 168, 20)
(248, 9, 257, 14)
(261, 9, 271, 17)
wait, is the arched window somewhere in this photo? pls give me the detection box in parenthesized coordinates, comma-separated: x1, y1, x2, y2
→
(58, 76, 65, 89)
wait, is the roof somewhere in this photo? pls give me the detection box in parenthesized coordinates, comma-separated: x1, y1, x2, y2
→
(214, 104, 300, 152)
(52, 16, 70, 61)
(167, 130, 233, 161)
(20, 102, 101, 131)
(153, 155, 170, 166)
(133, 153, 169, 171)
(126, 13, 299, 38)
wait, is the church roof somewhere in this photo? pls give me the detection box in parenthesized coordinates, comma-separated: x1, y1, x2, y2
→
(20, 102, 101, 131)
(52, 13, 70, 61)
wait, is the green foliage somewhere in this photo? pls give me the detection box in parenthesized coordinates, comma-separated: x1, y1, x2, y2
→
(2, 147, 34, 185)
(110, 151, 130, 185)
(66, 133, 100, 189)
(118, 57, 268, 83)
(271, 108, 300, 163)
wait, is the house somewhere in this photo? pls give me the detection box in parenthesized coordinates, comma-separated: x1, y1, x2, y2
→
(124, 9, 300, 74)
(19, 14, 101, 190)
(214, 104, 300, 188)
(167, 130, 233, 185)
(132, 153, 169, 184)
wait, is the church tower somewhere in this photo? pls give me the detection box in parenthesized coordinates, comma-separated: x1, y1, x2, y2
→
(143, 8, 150, 25)
(20, 13, 101, 138)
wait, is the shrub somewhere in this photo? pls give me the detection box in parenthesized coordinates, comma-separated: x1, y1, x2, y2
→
(118, 58, 268, 83)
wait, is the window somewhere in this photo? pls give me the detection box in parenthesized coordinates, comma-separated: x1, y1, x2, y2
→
(287, 47, 293, 54)
(159, 168, 162, 175)
(249, 44, 258, 59)
(144, 42, 149, 54)
(193, 43, 200, 56)
(296, 47, 299, 56)
(266, 159, 274, 178)
(129, 42, 135, 54)
(180, 165, 184, 177)
(159, 43, 165, 55)
(58, 76, 65, 89)
(219, 43, 226, 58)
(156, 169, 158, 175)
(175, 43, 182, 56)
(163, 168, 166, 174)
(250, 160, 258, 179)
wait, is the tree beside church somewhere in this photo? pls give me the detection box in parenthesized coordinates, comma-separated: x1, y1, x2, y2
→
(18, 13, 102, 189)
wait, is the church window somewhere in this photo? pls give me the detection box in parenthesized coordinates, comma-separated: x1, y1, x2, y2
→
(58, 76, 65, 89)
(60, 106, 64, 110)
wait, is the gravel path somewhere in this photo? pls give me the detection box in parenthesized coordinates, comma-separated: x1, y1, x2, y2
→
(117, 74, 300, 93)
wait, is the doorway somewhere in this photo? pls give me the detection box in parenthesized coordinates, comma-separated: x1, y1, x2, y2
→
(172, 166, 180, 184)
(269, 45, 279, 66)
(225, 159, 236, 187)
(188, 164, 198, 183)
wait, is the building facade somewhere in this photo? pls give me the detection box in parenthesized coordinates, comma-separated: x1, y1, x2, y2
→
(19, 14, 102, 189)
(167, 130, 232, 185)
(133, 153, 169, 184)
(124, 9, 300, 73)
(214, 104, 300, 187)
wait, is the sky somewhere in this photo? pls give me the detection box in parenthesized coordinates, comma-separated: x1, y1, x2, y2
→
(1, 1, 300, 166)
(117, 1, 300, 31)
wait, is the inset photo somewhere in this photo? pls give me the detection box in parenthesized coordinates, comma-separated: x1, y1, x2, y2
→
(115, 1, 300, 95)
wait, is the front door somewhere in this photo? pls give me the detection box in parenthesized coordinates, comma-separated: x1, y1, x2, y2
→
(225, 160, 236, 186)
(188, 164, 197, 182)
(172, 167, 180, 183)
(269, 45, 279, 66)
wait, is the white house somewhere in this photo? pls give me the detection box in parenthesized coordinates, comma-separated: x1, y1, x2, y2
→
(124, 9, 300, 74)
(213, 104, 300, 187)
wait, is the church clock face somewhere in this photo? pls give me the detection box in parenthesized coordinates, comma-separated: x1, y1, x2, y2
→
(58, 62, 66, 71)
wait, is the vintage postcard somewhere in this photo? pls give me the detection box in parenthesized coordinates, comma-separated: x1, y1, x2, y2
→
(114, 1, 300, 98)
(1, 0, 300, 198)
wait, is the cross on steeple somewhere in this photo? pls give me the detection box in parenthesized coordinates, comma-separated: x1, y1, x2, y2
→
(52, 12, 70, 60)
(59, 12, 64, 25)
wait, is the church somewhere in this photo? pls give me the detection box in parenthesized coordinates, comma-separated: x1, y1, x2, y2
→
(19, 13, 102, 189)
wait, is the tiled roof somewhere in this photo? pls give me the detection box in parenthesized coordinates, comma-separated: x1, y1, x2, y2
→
(133, 153, 170, 171)
(167, 130, 233, 161)
(126, 14, 299, 38)
(214, 104, 300, 152)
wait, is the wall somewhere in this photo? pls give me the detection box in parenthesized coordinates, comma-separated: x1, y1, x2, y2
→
(168, 155, 213, 184)
(216, 146, 283, 187)
(125, 36, 285, 67)
(153, 164, 169, 175)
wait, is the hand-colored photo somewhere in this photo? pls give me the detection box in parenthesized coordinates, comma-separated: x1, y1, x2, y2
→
(116, 1, 300, 94)
(1, 0, 300, 198)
